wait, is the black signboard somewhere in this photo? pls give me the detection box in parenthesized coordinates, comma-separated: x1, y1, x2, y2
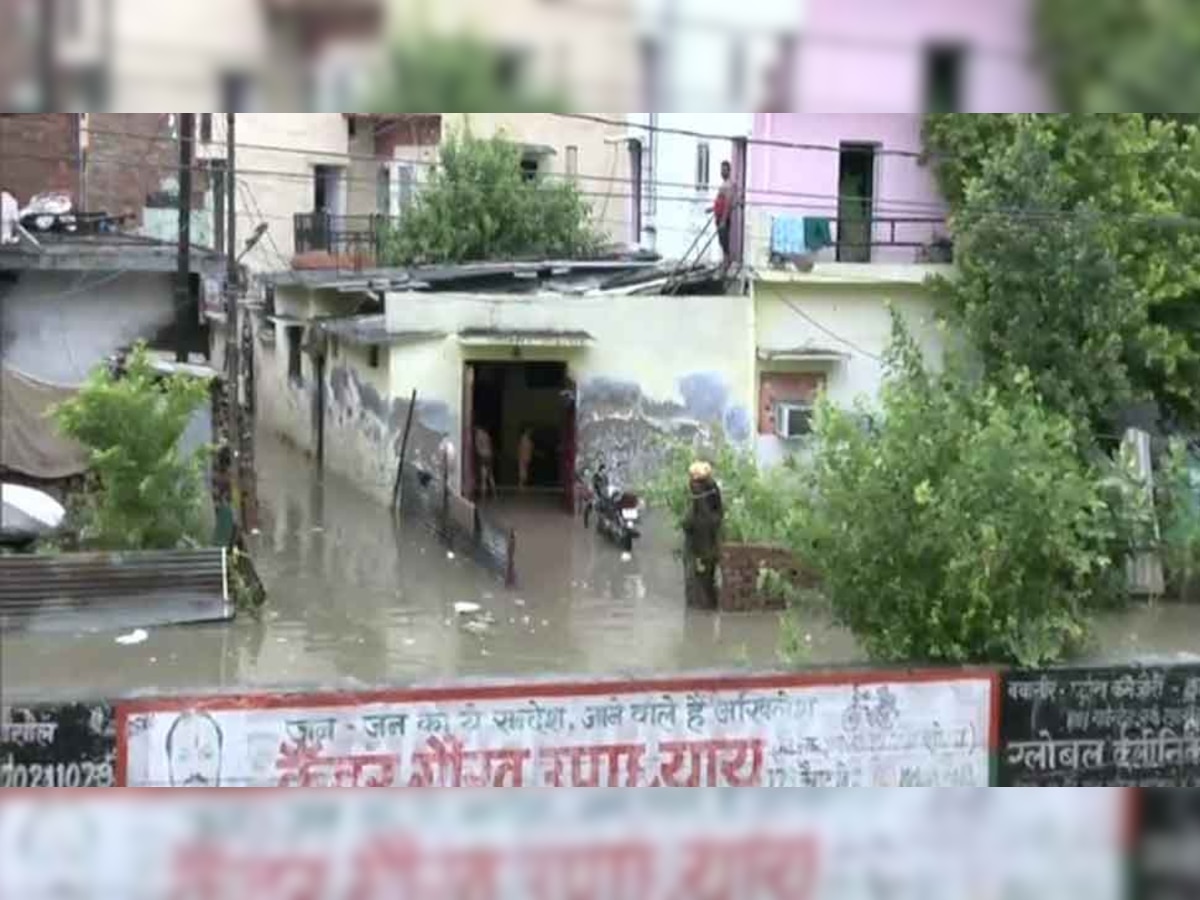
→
(1134, 789, 1200, 899)
(0, 702, 116, 787)
(999, 666, 1200, 786)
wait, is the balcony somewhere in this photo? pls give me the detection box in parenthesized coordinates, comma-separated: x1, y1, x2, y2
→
(293, 212, 400, 270)
(753, 212, 954, 282)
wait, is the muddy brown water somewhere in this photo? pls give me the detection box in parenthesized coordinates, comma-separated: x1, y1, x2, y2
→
(3, 436, 1200, 702)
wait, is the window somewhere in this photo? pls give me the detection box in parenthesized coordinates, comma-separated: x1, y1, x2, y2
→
(774, 402, 814, 439)
(199, 113, 213, 144)
(924, 45, 964, 113)
(695, 142, 710, 192)
(565, 145, 579, 179)
(639, 37, 660, 110)
(367, 345, 380, 369)
(520, 156, 540, 182)
(220, 72, 254, 112)
(58, 0, 83, 38)
(495, 49, 525, 91)
(396, 163, 415, 213)
(286, 326, 303, 381)
(728, 38, 746, 106)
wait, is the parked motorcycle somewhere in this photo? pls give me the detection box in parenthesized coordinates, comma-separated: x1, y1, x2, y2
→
(579, 463, 641, 552)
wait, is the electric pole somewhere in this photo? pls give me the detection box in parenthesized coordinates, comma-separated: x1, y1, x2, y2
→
(175, 113, 194, 363)
(224, 113, 242, 533)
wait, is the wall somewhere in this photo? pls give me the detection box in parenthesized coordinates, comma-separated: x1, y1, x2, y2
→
(634, 0, 798, 110)
(626, 113, 751, 261)
(753, 278, 945, 464)
(0, 271, 176, 385)
(748, 113, 952, 268)
(383, 291, 756, 490)
(442, 114, 634, 245)
(196, 114, 355, 274)
(797, 0, 1051, 112)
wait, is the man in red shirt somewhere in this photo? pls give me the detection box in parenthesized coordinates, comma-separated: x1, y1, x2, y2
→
(710, 160, 734, 269)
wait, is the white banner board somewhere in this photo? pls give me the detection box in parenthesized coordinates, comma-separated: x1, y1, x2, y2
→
(120, 672, 994, 788)
(0, 789, 1125, 900)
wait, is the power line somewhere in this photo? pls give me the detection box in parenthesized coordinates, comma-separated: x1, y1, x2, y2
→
(756, 279, 884, 362)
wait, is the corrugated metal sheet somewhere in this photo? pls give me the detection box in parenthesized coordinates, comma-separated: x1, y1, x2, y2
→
(0, 548, 232, 634)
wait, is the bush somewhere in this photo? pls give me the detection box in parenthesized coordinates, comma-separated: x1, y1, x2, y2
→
(52, 344, 211, 551)
(379, 128, 602, 266)
(795, 316, 1124, 667)
(644, 430, 808, 546)
(1157, 438, 1200, 600)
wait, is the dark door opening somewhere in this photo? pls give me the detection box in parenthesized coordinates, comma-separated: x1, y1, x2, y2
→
(465, 360, 574, 507)
(837, 142, 877, 263)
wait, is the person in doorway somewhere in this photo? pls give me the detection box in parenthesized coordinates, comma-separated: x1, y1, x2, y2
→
(709, 160, 735, 270)
(517, 428, 535, 491)
(682, 460, 724, 610)
(474, 425, 496, 501)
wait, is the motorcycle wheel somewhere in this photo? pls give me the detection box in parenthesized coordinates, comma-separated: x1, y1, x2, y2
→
(582, 504, 591, 529)
(620, 533, 634, 553)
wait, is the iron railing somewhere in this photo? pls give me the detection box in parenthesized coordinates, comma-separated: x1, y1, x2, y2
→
(394, 464, 517, 587)
(293, 213, 403, 265)
(766, 214, 953, 266)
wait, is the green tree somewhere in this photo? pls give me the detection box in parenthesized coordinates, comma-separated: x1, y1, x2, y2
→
(1037, 0, 1200, 112)
(380, 128, 602, 265)
(923, 114, 1200, 431)
(366, 35, 568, 112)
(795, 317, 1122, 666)
(52, 344, 211, 551)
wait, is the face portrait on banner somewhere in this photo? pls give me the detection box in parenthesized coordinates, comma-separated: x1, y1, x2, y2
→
(166, 711, 224, 788)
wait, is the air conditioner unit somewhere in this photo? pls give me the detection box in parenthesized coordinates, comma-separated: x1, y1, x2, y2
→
(774, 402, 813, 439)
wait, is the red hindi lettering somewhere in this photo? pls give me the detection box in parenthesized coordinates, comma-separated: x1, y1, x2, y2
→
(347, 836, 423, 900)
(521, 842, 658, 900)
(242, 855, 330, 900)
(539, 743, 648, 787)
(669, 836, 818, 900)
(430, 848, 504, 900)
(409, 736, 532, 787)
(654, 739, 765, 787)
(168, 842, 229, 900)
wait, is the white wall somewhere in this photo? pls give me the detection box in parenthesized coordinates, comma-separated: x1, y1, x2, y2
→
(1, 271, 176, 385)
(626, 113, 752, 262)
(753, 277, 946, 464)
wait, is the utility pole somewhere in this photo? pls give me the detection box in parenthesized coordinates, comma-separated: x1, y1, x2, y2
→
(175, 113, 194, 363)
(224, 113, 242, 534)
(38, 0, 57, 110)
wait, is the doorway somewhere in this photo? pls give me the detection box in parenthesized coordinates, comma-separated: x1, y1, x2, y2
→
(462, 360, 576, 511)
(836, 142, 877, 263)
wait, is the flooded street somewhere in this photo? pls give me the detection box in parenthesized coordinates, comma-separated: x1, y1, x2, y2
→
(5, 435, 1200, 702)
(1, 436, 850, 701)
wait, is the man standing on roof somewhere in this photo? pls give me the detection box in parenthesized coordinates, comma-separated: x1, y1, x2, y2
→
(710, 160, 735, 270)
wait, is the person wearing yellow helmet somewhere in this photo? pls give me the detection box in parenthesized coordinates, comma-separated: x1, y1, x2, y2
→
(682, 459, 724, 610)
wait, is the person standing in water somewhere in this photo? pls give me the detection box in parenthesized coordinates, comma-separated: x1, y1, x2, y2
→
(517, 428, 535, 492)
(682, 460, 724, 610)
(474, 426, 496, 501)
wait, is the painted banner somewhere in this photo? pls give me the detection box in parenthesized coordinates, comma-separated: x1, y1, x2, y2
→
(0, 702, 116, 788)
(1134, 789, 1200, 899)
(119, 672, 994, 788)
(999, 666, 1200, 786)
(0, 788, 1125, 899)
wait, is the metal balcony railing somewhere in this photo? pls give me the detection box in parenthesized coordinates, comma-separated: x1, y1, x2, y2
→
(764, 214, 953, 267)
(293, 213, 403, 266)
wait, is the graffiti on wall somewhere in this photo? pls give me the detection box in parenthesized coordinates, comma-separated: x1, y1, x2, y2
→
(119, 671, 992, 788)
(577, 372, 751, 488)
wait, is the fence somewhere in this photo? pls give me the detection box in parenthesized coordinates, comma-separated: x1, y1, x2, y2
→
(394, 463, 516, 587)
(293, 212, 401, 268)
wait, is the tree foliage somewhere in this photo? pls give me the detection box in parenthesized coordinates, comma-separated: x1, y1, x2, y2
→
(1037, 0, 1200, 112)
(923, 113, 1200, 431)
(367, 35, 568, 113)
(379, 128, 602, 266)
(795, 318, 1123, 666)
(52, 344, 211, 551)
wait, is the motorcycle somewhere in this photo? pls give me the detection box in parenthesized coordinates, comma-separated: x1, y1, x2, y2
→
(579, 462, 641, 553)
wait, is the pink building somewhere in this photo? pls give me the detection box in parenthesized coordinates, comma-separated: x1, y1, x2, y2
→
(749, 0, 1051, 267)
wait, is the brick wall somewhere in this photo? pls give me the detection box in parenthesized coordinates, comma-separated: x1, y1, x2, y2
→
(0, 113, 194, 225)
(719, 543, 818, 612)
(0, 113, 79, 204)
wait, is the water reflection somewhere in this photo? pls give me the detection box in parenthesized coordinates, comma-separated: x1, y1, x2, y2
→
(0, 436, 820, 699)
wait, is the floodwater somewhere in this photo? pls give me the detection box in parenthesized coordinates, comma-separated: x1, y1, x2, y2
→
(5, 435, 1200, 703)
(0, 435, 852, 702)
